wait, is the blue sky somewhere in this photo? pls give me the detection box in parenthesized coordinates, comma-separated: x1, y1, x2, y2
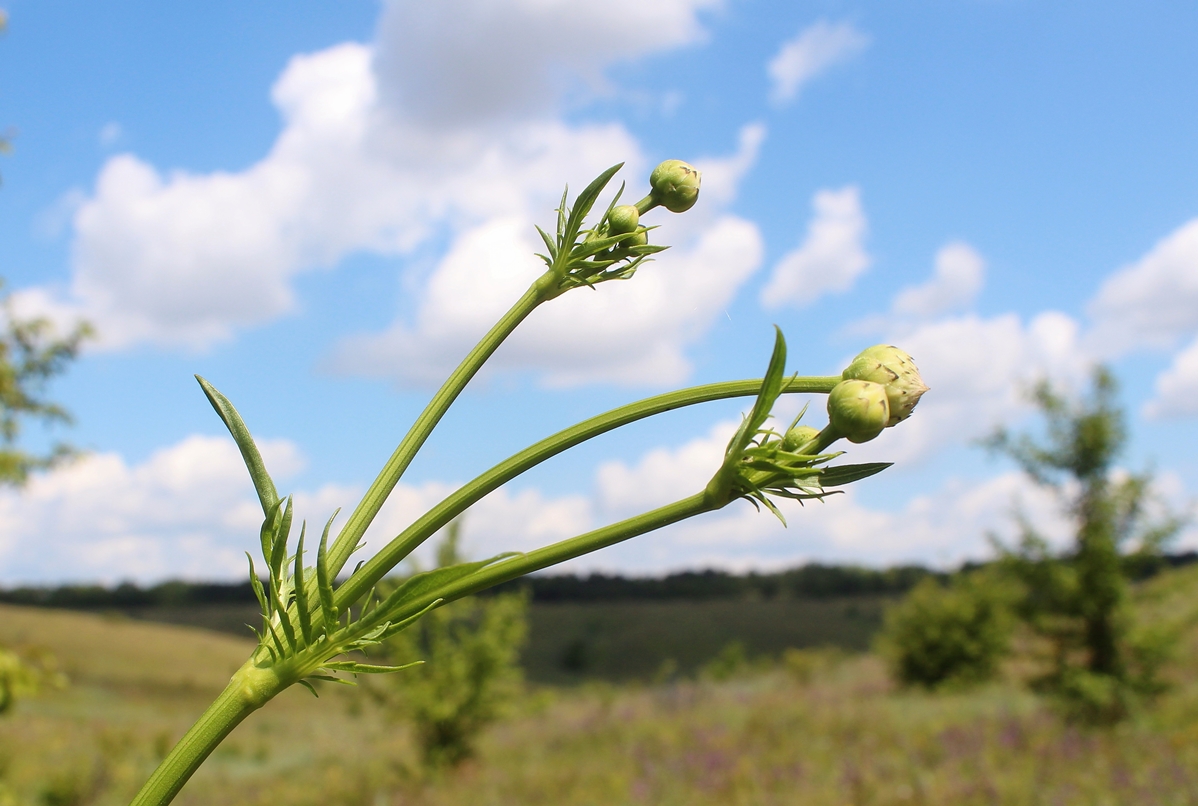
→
(1, 0, 1196, 584)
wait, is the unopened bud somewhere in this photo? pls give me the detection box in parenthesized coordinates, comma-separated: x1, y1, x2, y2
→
(648, 159, 701, 213)
(780, 425, 820, 453)
(828, 380, 890, 444)
(841, 345, 928, 426)
(618, 230, 648, 249)
(608, 205, 640, 235)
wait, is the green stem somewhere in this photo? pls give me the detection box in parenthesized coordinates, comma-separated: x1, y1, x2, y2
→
(389, 491, 716, 621)
(130, 662, 284, 806)
(334, 375, 840, 609)
(327, 277, 552, 578)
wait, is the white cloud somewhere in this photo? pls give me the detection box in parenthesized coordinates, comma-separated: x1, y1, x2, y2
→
(760, 185, 869, 309)
(331, 127, 767, 388)
(1087, 217, 1198, 355)
(0, 432, 591, 585)
(18, 1, 755, 383)
(0, 435, 305, 584)
(844, 310, 1091, 466)
(98, 122, 123, 147)
(892, 241, 985, 319)
(583, 420, 1071, 573)
(1145, 335, 1198, 419)
(375, 0, 721, 127)
(767, 20, 870, 107)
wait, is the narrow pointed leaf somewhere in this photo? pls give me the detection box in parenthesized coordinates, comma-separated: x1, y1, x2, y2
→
(819, 462, 892, 487)
(321, 661, 423, 674)
(246, 554, 269, 616)
(562, 164, 622, 250)
(317, 510, 339, 632)
(297, 679, 319, 698)
(269, 497, 293, 583)
(196, 376, 279, 516)
(293, 522, 313, 644)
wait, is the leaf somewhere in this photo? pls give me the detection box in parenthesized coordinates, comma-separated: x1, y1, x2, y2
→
(196, 376, 279, 516)
(293, 522, 313, 645)
(376, 554, 517, 618)
(297, 679, 319, 698)
(259, 499, 286, 580)
(246, 554, 269, 616)
(308, 674, 356, 686)
(819, 462, 892, 487)
(560, 164, 623, 258)
(317, 510, 340, 632)
(321, 661, 423, 675)
(269, 497, 294, 583)
(725, 328, 788, 465)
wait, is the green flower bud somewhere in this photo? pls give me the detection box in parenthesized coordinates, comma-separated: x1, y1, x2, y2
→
(780, 425, 820, 453)
(608, 205, 640, 235)
(619, 229, 648, 249)
(841, 345, 929, 426)
(648, 159, 701, 213)
(827, 380, 890, 444)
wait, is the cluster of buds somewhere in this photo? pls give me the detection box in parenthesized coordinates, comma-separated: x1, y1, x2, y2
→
(828, 345, 929, 444)
(537, 159, 702, 294)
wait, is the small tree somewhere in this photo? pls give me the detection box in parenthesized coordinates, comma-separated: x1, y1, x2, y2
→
(988, 367, 1184, 723)
(372, 521, 529, 770)
(876, 571, 1014, 689)
(0, 291, 93, 485)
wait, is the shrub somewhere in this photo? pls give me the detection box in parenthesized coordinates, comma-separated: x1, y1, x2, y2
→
(877, 573, 1014, 690)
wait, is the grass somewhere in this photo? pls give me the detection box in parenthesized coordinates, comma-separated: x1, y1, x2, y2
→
(82, 595, 888, 684)
(1, 565, 1197, 804)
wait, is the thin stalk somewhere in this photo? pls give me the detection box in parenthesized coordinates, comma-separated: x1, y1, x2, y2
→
(327, 277, 551, 578)
(387, 492, 716, 622)
(334, 375, 840, 609)
(130, 662, 284, 806)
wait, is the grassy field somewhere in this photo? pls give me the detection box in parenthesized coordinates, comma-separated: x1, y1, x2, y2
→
(86, 595, 888, 685)
(2, 567, 1198, 805)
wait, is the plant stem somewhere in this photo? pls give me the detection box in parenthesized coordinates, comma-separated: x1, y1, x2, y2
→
(389, 491, 717, 621)
(327, 277, 551, 578)
(130, 662, 284, 806)
(334, 375, 840, 609)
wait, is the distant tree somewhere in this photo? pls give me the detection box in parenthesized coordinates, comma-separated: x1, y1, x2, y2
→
(988, 367, 1186, 723)
(876, 571, 1015, 689)
(0, 291, 93, 485)
(371, 521, 528, 770)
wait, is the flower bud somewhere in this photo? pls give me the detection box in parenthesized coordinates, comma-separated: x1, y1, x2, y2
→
(648, 159, 701, 213)
(780, 425, 820, 453)
(827, 380, 890, 444)
(618, 230, 648, 249)
(608, 205, 640, 235)
(841, 345, 929, 426)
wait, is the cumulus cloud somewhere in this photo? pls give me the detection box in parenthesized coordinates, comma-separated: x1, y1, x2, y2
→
(1087, 217, 1198, 355)
(585, 419, 1070, 573)
(842, 310, 1091, 466)
(331, 127, 767, 388)
(760, 185, 869, 309)
(375, 0, 721, 127)
(0, 433, 591, 585)
(17, 0, 757, 390)
(767, 20, 869, 107)
(1144, 335, 1198, 419)
(892, 241, 985, 319)
(0, 435, 304, 584)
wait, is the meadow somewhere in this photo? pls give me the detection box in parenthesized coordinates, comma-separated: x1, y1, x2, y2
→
(2, 565, 1198, 805)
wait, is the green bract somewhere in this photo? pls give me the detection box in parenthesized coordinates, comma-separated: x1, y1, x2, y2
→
(129, 160, 925, 806)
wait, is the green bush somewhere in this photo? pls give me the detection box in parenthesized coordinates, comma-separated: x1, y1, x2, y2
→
(876, 573, 1014, 689)
(372, 524, 528, 769)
